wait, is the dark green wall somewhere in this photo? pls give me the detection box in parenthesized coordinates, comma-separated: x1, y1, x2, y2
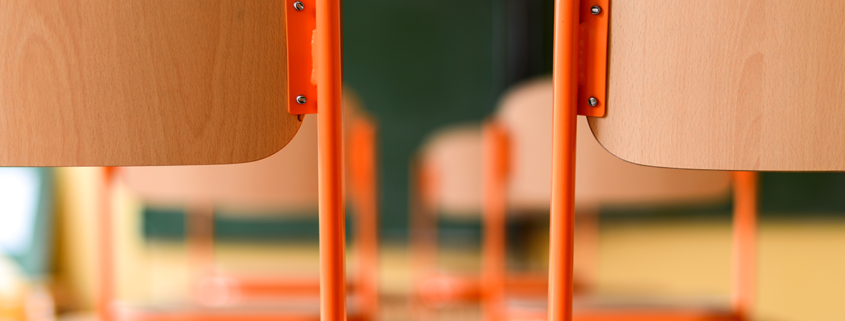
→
(342, 0, 557, 241)
(343, 0, 502, 240)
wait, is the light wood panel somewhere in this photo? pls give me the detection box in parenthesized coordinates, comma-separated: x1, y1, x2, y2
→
(589, 0, 845, 171)
(121, 91, 366, 214)
(497, 78, 731, 212)
(0, 0, 299, 166)
(122, 114, 317, 214)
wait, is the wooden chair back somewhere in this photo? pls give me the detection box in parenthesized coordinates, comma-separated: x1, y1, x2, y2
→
(0, 1, 298, 166)
(588, 1, 845, 171)
(497, 78, 732, 211)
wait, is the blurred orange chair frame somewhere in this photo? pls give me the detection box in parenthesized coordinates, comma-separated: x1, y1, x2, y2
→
(410, 78, 745, 321)
(486, 78, 750, 321)
(101, 100, 378, 321)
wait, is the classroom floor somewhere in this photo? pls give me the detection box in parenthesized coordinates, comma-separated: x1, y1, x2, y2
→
(59, 217, 845, 321)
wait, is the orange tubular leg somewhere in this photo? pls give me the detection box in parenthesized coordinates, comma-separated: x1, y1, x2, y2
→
(350, 120, 380, 321)
(316, 0, 345, 320)
(732, 172, 757, 320)
(98, 167, 116, 321)
(482, 122, 509, 321)
(550, 0, 580, 321)
(187, 202, 215, 302)
(410, 160, 437, 320)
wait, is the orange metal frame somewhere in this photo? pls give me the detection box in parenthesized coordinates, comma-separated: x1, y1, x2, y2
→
(99, 167, 116, 321)
(409, 159, 440, 321)
(183, 119, 379, 320)
(731, 172, 757, 320)
(549, 1, 580, 321)
(286, 0, 318, 115)
(576, 0, 609, 117)
(315, 1, 346, 320)
(497, 172, 757, 321)
(482, 121, 510, 321)
(347, 118, 381, 321)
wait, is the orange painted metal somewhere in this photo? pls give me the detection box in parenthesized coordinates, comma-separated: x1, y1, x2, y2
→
(416, 274, 481, 305)
(416, 273, 548, 305)
(187, 203, 216, 303)
(731, 172, 757, 320)
(410, 160, 439, 320)
(230, 276, 326, 297)
(482, 121, 510, 321)
(315, 0, 346, 319)
(348, 118, 380, 321)
(510, 308, 741, 321)
(98, 167, 116, 321)
(549, 0, 580, 320)
(286, 0, 318, 115)
(576, 0, 609, 117)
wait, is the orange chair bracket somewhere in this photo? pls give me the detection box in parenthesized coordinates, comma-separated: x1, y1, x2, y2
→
(286, 0, 319, 115)
(576, 0, 609, 117)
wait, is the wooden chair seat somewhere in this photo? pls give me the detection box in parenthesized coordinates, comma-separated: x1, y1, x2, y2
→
(419, 124, 484, 219)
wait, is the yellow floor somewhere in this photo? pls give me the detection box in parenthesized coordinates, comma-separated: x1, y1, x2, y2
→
(87, 218, 838, 321)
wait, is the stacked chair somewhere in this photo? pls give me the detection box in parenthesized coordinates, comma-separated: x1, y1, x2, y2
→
(102, 91, 379, 321)
(489, 78, 755, 321)
(412, 77, 757, 321)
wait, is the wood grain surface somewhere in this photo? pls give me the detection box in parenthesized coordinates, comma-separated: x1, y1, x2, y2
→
(121, 90, 366, 214)
(589, 0, 845, 171)
(498, 78, 731, 212)
(0, 0, 299, 166)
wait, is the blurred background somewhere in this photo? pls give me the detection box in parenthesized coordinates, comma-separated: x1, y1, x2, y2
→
(2, 1, 845, 321)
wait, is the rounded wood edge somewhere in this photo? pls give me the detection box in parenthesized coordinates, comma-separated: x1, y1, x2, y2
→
(233, 113, 305, 166)
(587, 116, 731, 172)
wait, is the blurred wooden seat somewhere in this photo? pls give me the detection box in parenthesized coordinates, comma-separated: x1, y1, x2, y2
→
(485, 78, 738, 321)
(410, 78, 733, 315)
(116, 91, 378, 321)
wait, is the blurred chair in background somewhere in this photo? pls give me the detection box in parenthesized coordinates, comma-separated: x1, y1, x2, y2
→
(408, 77, 750, 321)
(490, 78, 752, 321)
(409, 122, 560, 320)
(101, 90, 378, 321)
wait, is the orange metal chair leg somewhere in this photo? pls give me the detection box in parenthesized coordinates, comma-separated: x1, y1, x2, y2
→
(98, 167, 116, 321)
(549, 0, 580, 321)
(349, 119, 380, 321)
(410, 160, 438, 320)
(316, 0, 345, 319)
(732, 172, 757, 320)
(482, 122, 510, 321)
(187, 202, 215, 303)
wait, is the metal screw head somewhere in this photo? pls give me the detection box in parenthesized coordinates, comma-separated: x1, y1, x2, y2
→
(591, 5, 602, 15)
(588, 97, 599, 107)
(293, 1, 305, 11)
(296, 95, 307, 104)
